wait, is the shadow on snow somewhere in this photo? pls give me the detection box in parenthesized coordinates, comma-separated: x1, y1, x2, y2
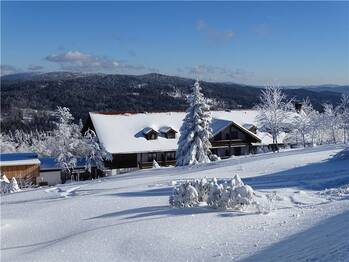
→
(241, 210, 349, 262)
(243, 153, 349, 191)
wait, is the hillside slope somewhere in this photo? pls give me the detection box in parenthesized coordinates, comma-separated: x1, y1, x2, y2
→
(1, 145, 349, 261)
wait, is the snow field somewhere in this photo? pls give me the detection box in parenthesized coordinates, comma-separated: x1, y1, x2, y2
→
(1, 145, 349, 261)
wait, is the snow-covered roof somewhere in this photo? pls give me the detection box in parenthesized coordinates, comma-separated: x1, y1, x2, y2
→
(142, 127, 157, 135)
(158, 126, 177, 133)
(0, 153, 40, 167)
(89, 110, 265, 154)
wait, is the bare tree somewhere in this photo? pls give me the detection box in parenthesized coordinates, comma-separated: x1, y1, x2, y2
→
(292, 98, 316, 147)
(256, 85, 293, 151)
(322, 103, 340, 144)
(337, 94, 349, 143)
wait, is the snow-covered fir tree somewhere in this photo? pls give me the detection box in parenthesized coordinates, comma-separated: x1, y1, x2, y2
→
(176, 80, 212, 166)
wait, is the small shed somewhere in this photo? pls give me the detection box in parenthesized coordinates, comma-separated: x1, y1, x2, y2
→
(38, 157, 62, 186)
(39, 157, 95, 185)
(0, 153, 40, 186)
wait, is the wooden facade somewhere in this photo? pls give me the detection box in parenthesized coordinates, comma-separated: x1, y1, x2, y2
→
(0, 164, 39, 185)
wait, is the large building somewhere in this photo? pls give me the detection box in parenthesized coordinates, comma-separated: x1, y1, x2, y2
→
(84, 110, 279, 172)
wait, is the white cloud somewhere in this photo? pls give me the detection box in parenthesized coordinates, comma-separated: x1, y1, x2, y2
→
(0, 64, 21, 76)
(46, 51, 120, 72)
(45, 50, 152, 73)
(182, 64, 253, 82)
(28, 64, 44, 71)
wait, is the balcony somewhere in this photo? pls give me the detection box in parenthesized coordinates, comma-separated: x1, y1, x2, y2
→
(211, 139, 247, 148)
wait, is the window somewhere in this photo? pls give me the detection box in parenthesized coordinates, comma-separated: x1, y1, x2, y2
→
(148, 153, 157, 162)
(167, 152, 176, 160)
(166, 132, 176, 139)
(148, 133, 157, 140)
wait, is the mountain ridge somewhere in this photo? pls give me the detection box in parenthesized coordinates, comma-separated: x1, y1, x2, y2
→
(1, 72, 345, 133)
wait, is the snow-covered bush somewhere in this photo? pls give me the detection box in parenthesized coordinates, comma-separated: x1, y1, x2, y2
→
(169, 181, 199, 207)
(170, 175, 258, 211)
(1, 175, 21, 194)
(209, 154, 221, 162)
(207, 175, 256, 210)
(8, 177, 21, 193)
(0, 174, 10, 194)
(207, 178, 224, 208)
(152, 160, 160, 168)
(195, 177, 210, 202)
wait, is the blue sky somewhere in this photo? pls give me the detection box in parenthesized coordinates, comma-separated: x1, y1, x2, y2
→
(1, 1, 348, 85)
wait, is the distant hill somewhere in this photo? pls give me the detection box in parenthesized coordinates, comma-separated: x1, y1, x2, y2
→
(0, 72, 344, 133)
(282, 84, 349, 94)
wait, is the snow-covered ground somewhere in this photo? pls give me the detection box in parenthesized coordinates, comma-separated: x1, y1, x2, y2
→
(1, 145, 349, 262)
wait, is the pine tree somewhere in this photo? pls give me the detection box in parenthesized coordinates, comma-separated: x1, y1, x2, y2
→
(176, 80, 212, 166)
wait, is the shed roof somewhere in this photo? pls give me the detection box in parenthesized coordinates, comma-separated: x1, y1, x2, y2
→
(0, 153, 40, 167)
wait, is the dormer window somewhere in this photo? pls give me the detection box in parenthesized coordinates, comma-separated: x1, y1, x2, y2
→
(142, 127, 158, 140)
(159, 127, 177, 139)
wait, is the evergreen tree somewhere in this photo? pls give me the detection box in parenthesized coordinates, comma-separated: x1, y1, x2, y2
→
(176, 80, 212, 166)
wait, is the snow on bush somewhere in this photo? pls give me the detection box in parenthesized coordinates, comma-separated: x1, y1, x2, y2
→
(8, 177, 21, 193)
(169, 182, 199, 208)
(0, 174, 10, 194)
(1, 175, 21, 194)
(152, 160, 160, 168)
(209, 154, 221, 162)
(170, 175, 259, 211)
